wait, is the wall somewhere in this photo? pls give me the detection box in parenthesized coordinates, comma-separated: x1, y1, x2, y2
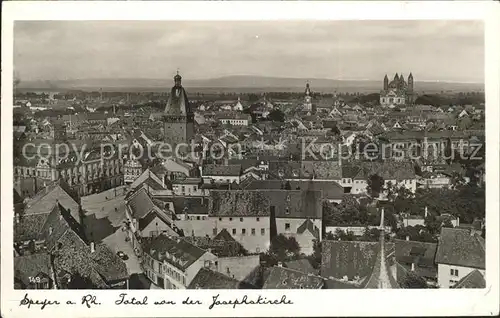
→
(276, 218, 322, 255)
(174, 219, 215, 237)
(214, 255, 260, 281)
(203, 175, 241, 184)
(437, 263, 485, 288)
(185, 252, 218, 287)
(212, 216, 270, 253)
(351, 179, 368, 194)
(140, 215, 178, 238)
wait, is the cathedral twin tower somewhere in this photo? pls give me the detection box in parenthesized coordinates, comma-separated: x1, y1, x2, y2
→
(380, 72, 415, 107)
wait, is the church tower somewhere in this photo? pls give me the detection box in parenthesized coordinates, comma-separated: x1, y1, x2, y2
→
(304, 81, 313, 112)
(408, 72, 414, 104)
(163, 72, 194, 147)
(363, 208, 399, 289)
(383, 74, 389, 91)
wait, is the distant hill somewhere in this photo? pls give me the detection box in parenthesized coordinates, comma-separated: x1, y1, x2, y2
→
(17, 75, 484, 94)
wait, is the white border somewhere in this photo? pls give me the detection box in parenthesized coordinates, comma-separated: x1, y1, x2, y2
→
(2, 1, 499, 317)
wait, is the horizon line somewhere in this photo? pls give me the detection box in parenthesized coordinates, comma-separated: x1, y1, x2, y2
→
(18, 75, 485, 85)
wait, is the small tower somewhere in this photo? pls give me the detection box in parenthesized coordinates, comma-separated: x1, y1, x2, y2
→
(363, 208, 399, 289)
(408, 72, 414, 104)
(304, 81, 313, 112)
(408, 72, 414, 92)
(383, 74, 389, 91)
(163, 71, 194, 147)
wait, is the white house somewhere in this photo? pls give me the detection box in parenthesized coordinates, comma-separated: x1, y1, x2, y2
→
(434, 227, 485, 288)
(142, 234, 217, 289)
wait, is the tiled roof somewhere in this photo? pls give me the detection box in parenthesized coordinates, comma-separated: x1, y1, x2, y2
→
(126, 188, 157, 219)
(203, 164, 242, 176)
(321, 240, 396, 281)
(323, 278, 361, 289)
(301, 161, 342, 180)
(284, 259, 317, 275)
(187, 267, 241, 289)
(208, 189, 322, 218)
(435, 228, 485, 269)
(262, 266, 324, 289)
(14, 253, 52, 286)
(242, 179, 344, 201)
(138, 209, 173, 232)
(452, 269, 485, 289)
(142, 234, 207, 271)
(394, 239, 437, 279)
(297, 219, 320, 239)
(165, 85, 192, 116)
(14, 213, 50, 242)
(182, 235, 245, 257)
(89, 244, 129, 283)
(24, 183, 79, 216)
(355, 161, 415, 181)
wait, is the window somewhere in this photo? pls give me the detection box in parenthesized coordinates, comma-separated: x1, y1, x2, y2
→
(256, 217, 260, 222)
(229, 217, 233, 221)
(197, 216, 201, 220)
(242, 228, 246, 235)
(450, 269, 459, 277)
(219, 217, 222, 221)
(251, 228, 256, 235)
(261, 228, 265, 235)
(182, 276, 186, 285)
(285, 208, 290, 215)
(285, 223, 291, 231)
(240, 217, 243, 222)
(232, 229, 236, 235)
(215, 261, 218, 267)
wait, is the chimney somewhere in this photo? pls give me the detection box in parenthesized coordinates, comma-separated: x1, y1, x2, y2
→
(411, 263, 415, 272)
(406, 235, 410, 241)
(90, 242, 95, 253)
(424, 206, 428, 218)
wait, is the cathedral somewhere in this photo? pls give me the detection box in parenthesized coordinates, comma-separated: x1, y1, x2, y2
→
(379, 72, 414, 107)
(163, 72, 194, 146)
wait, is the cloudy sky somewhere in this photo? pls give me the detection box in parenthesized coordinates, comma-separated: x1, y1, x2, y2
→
(14, 20, 484, 83)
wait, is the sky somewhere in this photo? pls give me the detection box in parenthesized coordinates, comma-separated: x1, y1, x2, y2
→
(14, 20, 484, 83)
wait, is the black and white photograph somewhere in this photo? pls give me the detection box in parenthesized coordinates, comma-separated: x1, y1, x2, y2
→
(2, 1, 499, 317)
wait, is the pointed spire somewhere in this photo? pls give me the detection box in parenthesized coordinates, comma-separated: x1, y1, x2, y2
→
(363, 207, 399, 289)
(380, 207, 385, 230)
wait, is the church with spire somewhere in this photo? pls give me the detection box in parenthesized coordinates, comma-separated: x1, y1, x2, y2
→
(380, 72, 415, 107)
(303, 81, 315, 113)
(163, 71, 194, 147)
(362, 208, 400, 288)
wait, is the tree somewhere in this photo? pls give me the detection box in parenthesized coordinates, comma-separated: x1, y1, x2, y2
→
(400, 272, 428, 289)
(269, 234, 300, 261)
(267, 109, 285, 122)
(367, 174, 385, 198)
(307, 239, 322, 269)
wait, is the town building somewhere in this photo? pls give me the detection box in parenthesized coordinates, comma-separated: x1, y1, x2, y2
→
(435, 227, 485, 288)
(380, 73, 414, 107)
(141, 234, 217, 289)
(163, 72, 195, 146)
